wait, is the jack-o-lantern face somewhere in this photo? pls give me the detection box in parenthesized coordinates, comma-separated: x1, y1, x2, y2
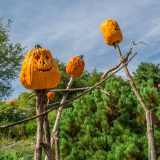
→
(66, 55, 85, 77)
(100, 19, 123, 46)
(19, 46, 61, 90)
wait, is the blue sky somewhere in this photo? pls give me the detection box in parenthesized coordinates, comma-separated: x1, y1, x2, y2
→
(0, 0, 160, 99)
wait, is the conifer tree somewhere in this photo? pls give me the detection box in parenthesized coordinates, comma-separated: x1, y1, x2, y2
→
(59, 74, 160, 160)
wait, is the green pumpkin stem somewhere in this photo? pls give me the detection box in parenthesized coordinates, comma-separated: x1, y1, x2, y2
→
(35, 44, 42, 49)
(79, 55, 84, 59)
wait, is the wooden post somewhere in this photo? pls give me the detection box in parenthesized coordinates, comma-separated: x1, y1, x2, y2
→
(54, 129, 60, 160)
(53, 77, 74, 160)
(43, 100, 54, 160)
(45, 77, 74, 160)
(114, 42, 156, 160)
(34, 90, 54, 160)
(34, 90, 45, 160)
(146, 111, 156, 160)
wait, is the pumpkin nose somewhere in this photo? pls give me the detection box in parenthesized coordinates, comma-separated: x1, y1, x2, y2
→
(42, 60, 45, 65)
(39, 60, 45, 65)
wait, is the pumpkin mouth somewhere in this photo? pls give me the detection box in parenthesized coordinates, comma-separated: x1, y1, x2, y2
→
(35, 67, 52, 72)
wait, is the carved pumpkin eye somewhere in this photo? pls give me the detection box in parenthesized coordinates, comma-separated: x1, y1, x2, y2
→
(45, 55, 49, 60)
(35, 55, 40, 60)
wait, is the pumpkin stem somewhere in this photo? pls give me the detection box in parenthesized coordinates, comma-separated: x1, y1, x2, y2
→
(35, 44, 42, 49)
(79, 55, 84, 59)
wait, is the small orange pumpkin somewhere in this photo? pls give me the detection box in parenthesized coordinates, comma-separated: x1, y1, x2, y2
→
(47, 91, 56, 100)
(100, 19, 123, 46)
(9, 100, 14, 106)
(19, 45, 61, 90)
(66, 55, 85, 77)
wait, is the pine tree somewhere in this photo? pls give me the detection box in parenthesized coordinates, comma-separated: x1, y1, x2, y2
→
(59, 74, 160, 160)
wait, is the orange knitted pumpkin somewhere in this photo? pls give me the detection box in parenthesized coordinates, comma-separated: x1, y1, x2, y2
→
(9, 100, 14, 106)
(47, 91, 56, 100)
(19, 45, 61, 90)
(100, 19, 123, 46)
(66, 55, 85, 77)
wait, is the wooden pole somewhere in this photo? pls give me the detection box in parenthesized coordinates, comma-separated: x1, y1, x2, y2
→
(54, 129, 60, 160)
(34, 90, 55, 160)
(34, 90, 45, 160)
(45, 77, 74, 160)
(43, 99, 54, 160)
(53, 77, 74, 160)
(114, 42, 156, 160)
(147, 111, 156, 160)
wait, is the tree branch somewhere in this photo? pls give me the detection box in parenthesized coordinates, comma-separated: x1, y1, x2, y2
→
(98, 87, 110, 97)
(0, 52, 137, 129)
(114, 42, 156, 160)
(51, 87, 90, 92)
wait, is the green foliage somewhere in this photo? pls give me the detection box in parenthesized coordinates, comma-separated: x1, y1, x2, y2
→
(0, 19, 23, 99)
(0, 138, 35, 160)
(133, 62, 160, 85)
(59, 75, 160, 160)
(0, 62, 160, 159)
(0, 91, 36, 139)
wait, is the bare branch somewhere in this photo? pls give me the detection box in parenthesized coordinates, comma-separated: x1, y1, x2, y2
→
(47, 101, 60, 107)
(50, 77, 74, 160)
(114, 42, 156, 160)
(131, 41, 148, 46)
(101, 50, 135, 80)
(0, 53, 137, 129)
(51, 87, 90, 92)
(28, 93, 35, 99)
(98, 87, 110, 97)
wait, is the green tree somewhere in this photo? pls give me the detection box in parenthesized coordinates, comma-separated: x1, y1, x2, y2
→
(133, 62, 160, 85)
(0, 91, 36, 139)
(59, 75, 160, 160)
(0, 19, 23, 99)
(1, 59, 160, 159)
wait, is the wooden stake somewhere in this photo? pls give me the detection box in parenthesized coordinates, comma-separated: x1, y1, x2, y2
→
(54, 77, 74, 160)
(45, 77, 74, 160)
(43, 100, 54, 160)
(147, 111, 156, 160)
(54, 129, 60, 160)
(34, 90, 45, 160)
(34, 90, 54, 160)
(114, 42, 156, 160)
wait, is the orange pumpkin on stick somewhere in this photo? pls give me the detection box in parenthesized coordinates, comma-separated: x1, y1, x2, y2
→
(47, 91, 56, 100)
(66, 55, 85, 77)
(100, 19, 123, 46)
(19, 45, 61, 90)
